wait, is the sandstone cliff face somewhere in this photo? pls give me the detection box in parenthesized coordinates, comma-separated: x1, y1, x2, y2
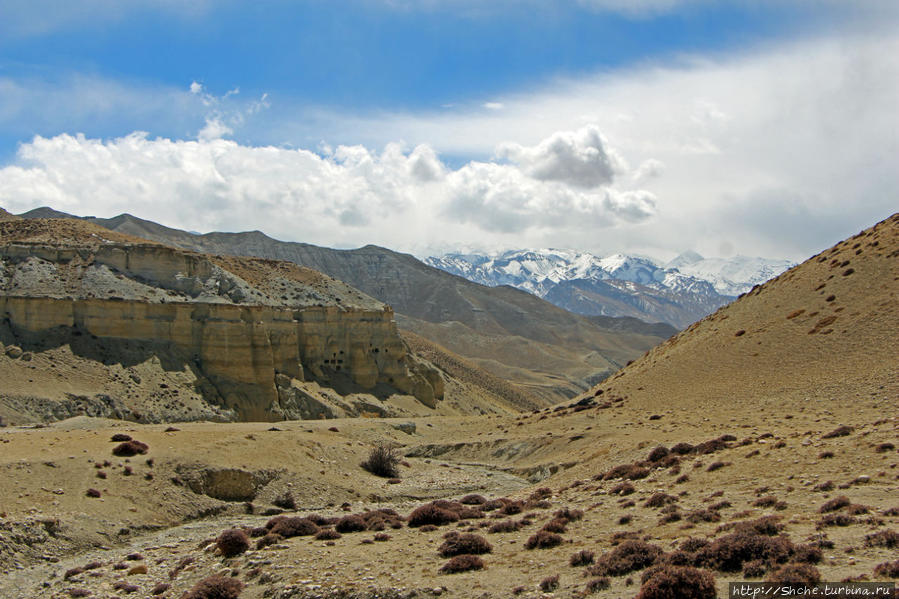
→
(0, 224, 444, 421)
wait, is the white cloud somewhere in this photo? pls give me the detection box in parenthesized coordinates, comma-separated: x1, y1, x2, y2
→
(197, 118, 232, 141)
(288, 31, 898, 260)
(497, 125, 625, 188)
(1, 27, 896, 262)
(0, 125, 653, 250)
(483, 102, 504, 110)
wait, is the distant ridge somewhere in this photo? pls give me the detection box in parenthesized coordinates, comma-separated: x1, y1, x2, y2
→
(425, 249, 794, 328)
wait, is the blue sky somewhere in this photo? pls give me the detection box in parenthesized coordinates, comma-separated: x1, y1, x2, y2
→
(0, 1, 896, 259)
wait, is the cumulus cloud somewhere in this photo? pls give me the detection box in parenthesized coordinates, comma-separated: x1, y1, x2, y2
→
(0, 124, 655, 249)
(497, 125, 625, 188)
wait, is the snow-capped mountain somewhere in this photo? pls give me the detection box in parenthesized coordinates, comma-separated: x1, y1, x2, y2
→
(664, 251, 795, 296)
(424, 249, 794, 328)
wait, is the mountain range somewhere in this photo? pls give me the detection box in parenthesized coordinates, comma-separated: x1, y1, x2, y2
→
(425, 249, 794, 328)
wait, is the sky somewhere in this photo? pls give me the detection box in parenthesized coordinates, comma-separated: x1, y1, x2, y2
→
(0, 1, 896, 262)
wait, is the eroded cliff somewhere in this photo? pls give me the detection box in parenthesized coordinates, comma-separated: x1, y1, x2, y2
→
(0, 218, 444, 422)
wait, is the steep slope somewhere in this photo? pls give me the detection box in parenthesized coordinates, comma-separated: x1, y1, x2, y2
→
(579, 212, 898, 412)
(19, 209, 675, 402)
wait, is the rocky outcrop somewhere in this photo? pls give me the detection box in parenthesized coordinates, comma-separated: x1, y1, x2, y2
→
(0, 295, 443, 421)
(0, 225, 444, 421)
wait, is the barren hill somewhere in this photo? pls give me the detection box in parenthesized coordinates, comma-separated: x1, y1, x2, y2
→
(580, 212, 898, 414)
(18, 208, 677, 402)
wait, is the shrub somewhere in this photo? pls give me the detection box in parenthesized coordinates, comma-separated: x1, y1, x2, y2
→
(822, 425, 853, 439)
(695, 531, 792, 572)
(687, 509, 722, 524)
(439, 554, 484, 573)
(408, 503, 460, 527)
(499, 500, 525, 515)
(791, 545, 822, 564)
(315, 528, 341, 541)
(658, 512, 682, 525)
(110, 433, 132, 442)
(335, 515, 367, 533)
(873, 560, 899, 578)
(588, 541, 665, 576)
(694, 438, 729, 454)
(554, 507, 584, 521)
(111, 582, 139, 593)
(112, 440, 148, 456)
(256, 533, 283, 549)
(529, 487, 553, 501)
(864, 529, 899, 549)
(525, 530, 563, 549)
(539, 575, 560, 591)
(361, 444, 400, 478)
(585, 577, 611, 593)
(743, 559, 766, 577)
(216, 528, 249, 557)
(542, 518, 568, 533)
(610, 482, 635, 495)
(733, 515, 785, 536)
(488, 519, 521, 534)
(183, 575, 244, 599)
(438, 533, 492, 557)
(67, 589, 91, 598)
(374, 533, 391, 542)
(270, 517, 319, 538)
(875, 442, 896, 453)
(754, 496, 780, 508)
(619, 515, 633, 525)
(707, 461, 728, 472)
(85, 488, 101, 498)
(645, 493, 677, 508)
(819, 451, 835, 459)
(64, 567, 85, 580)
(272, 491, 296, 510)
(680, 538, 710, 553)
(460, 494, 488, 505)
(647, 446, 670, 462)
(570, 549, 595, 566)
(151, 583, 171, 595)
(818, 513, 855, 527)
(635, 565, 716, 599)
(766, 563, 821, 584)
(670, 443, 694, 455)
(814, 481, 835, 492)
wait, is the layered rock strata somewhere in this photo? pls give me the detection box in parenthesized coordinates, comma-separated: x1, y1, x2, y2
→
(0, 225, 443, 421)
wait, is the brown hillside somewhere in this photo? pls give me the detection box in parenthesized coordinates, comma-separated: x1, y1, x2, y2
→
(581, 212, 899, 413)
